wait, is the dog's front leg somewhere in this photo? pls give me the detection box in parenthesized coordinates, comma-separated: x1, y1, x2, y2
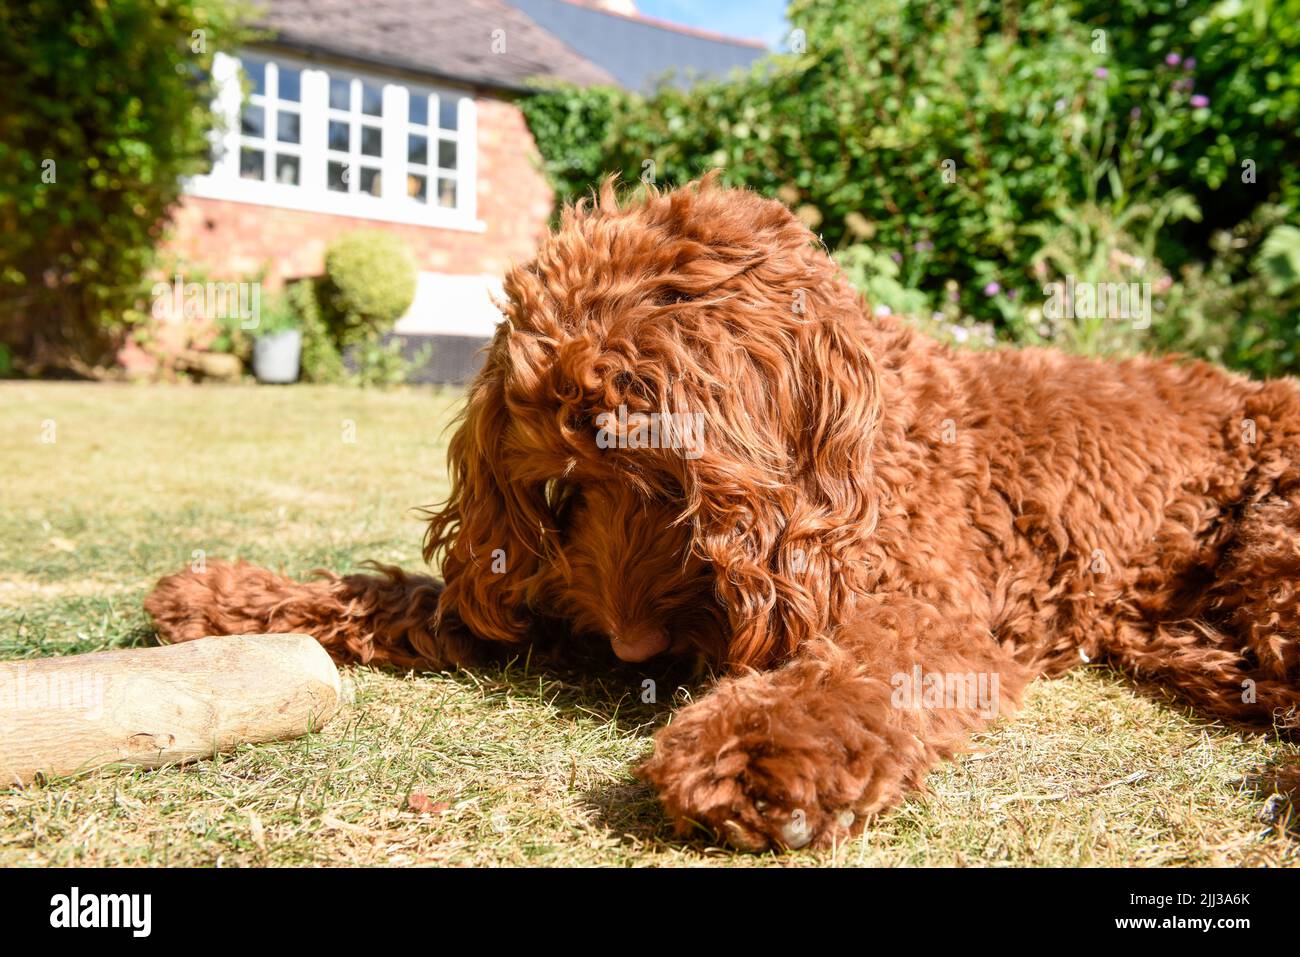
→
(638, 596, 1031, 851)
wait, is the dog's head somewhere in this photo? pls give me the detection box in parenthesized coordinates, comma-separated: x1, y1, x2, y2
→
(426, 175, 881, 668)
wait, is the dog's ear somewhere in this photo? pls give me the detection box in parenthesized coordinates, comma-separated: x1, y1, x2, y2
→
(670, 251, 881, 669)
(424, 327, 552, 645)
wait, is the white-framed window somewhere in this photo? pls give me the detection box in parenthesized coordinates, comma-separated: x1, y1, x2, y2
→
(405, 89, 464, 209)
(237, 56, 303, 186)
(187, 50, 482, 232)
(325, 74, 386, 197)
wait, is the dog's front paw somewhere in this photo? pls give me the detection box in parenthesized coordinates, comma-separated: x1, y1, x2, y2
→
(636, 665, 916, 852)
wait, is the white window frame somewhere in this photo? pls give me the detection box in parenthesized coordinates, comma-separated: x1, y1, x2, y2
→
(186, 50, 483, 232)
(234, 54, 304, 187)
(404, 87, 469, 212)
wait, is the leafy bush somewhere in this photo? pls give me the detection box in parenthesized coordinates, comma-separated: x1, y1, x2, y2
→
(291, 256, 426, 387)
(518, 83, 629, 206)
(1257, 224, 1300, 296)
(0, 0, 254, 374)
(522, 0, 1114, 320)
(208, 276, 348, 385)
(253, 292, 302, 337)
(291, 279, 348, 385)
(346, 335, 433, 389)
(1157, 206, 1300, 377)
(521, 0, 1300, 376)
(1068, 0, 1300, 228)
(208, 308, 251, 361)
(312, 231, 427, 387)
(210, 285, 301, 357)
(320, 231, 418, 346)
(834, 246, 933, 321)
(834, 244, 998, 349)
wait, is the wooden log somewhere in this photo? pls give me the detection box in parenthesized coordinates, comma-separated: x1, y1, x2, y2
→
(0, 634, 342, 786)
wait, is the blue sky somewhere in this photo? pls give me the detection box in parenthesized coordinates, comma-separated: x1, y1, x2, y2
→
(637, 0, 790, 48)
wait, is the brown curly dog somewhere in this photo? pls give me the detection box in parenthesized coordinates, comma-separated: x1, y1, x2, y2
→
(146, 176, 1300, 851)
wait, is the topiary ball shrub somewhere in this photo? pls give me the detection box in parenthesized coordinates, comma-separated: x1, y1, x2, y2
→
(320, 231, 417, 346)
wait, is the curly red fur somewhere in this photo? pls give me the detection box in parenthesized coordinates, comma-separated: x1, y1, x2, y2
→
(145, 175, 1300, 851)
(144, 561, 476, 670)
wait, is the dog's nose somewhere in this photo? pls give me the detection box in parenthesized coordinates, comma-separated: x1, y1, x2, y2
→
(609, 626, 670, 662)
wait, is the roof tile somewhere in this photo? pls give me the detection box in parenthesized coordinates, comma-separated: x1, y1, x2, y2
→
(258, 0, 617, 92)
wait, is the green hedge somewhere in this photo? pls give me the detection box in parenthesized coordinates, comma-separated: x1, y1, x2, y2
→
(0, 0, 254, 374)
(521, 0, 1300, 376)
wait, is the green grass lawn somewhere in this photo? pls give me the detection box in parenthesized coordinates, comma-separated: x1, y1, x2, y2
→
(1, 381, 1297, 866)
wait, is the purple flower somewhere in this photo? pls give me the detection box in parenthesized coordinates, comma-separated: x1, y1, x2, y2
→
(1184, 57, 1196, 71)
(890, 252, 903, 264)
(1190, 94, 1210, 109)
(983, 282, 1001, 297)
(1007, 289, 1019, 301)
(1165, 52, 1182, 66)
(914, 240, 934, 252)
(1130, 106, 1142, 121)
(1094, 67, 1109, 79)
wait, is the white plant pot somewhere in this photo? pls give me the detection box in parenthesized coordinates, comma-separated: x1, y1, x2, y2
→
(252, 330, 301, 384)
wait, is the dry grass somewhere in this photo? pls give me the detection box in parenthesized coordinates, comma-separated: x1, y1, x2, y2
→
(1, 381, 1297, 867)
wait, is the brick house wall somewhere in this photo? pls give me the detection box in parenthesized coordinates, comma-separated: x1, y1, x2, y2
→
(164, 95, 553, 287)
(125, 86, 553, 382)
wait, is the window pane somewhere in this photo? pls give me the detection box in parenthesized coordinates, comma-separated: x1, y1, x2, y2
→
(329, 77, 351, 111)
(359, 166, 382, 196)
(328, 161, 350, 192)
(437, 139, 457, 170)
(437, 177, 457, 208)
(408, 133, 427, 165)
(240, 104, 265, 138)
(328, 120, 350, 152)
(409, 93, 428, 126)
(275, 154, 300, 185)
(361, 82, 383, 116)
(278, 66, 301, 102)
(360, 125, 382, 157)
(276, 110, 300, 144)
(407, 173, 427, 202)
(244, 59, 266, 97)
(239, 147, 265, 180)
(438, 97, 458, 130)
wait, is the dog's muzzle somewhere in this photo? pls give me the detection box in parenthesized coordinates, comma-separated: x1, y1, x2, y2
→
(609, 626, 670, 662)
